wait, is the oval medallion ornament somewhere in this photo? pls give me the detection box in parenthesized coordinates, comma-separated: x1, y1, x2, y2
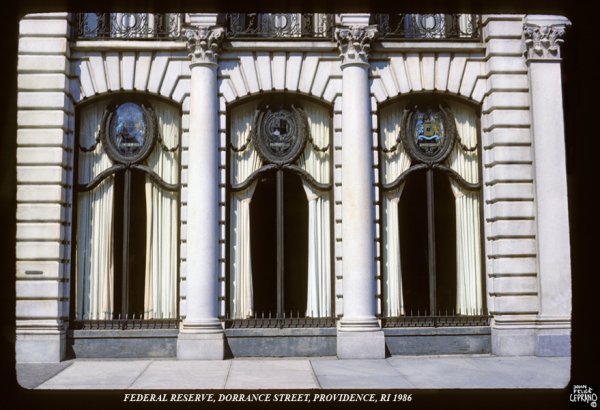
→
(253, 104, 307, 165)
(102, 102, 157, 164)
(401, 104, 456, 165)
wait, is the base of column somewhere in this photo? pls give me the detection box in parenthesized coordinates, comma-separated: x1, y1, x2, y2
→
(177, 332, 224, 360)
(16, 330, 66, 363)
(337, 319, 385, 359)
(492, 327, 536, 356)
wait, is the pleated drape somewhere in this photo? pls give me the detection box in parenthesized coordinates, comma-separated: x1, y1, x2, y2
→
(230, 101, 262, 319)
(144, 100, 179, 319)
(380, 104, 412, 317)
(76, 101, 115, 320)
(298, 101, 332, 317)
(447, 101, 482, 315)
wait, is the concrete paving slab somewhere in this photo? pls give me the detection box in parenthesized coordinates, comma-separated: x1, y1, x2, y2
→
(464, 356, 570, 388)
(129, 360, 231, 389)
(16, 361, 74, 389)
(311, 359, 415, 389)
(37, 360, 151, 390)
(387, 356, 518, 388)
(225, 359, 318, 389)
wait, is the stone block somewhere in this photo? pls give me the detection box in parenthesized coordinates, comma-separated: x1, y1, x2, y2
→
(17, 110, 68, 129)
(482, 109, 530, 130)
(536, 331, 571, 357)
(492, 327, 536, 356)
(224, 328, 336, 357)
(16, 332, 66, 363)
(16, 242, 63, 260)
(482, 20, 524, 38)
(483, 91, 530, 112)
(486, 73, 529, 91)
(337, 330, 385, 359)
(16, 280, 63, 298)
(485, 145, 533, 165)
(447, 53, 468, 93)
(488, 219, 535, 238)
(177, 332, 225, 360)
(16, 299, 63, 318)
(488, 201, 535, 220)
(18, 55, 68, 73)
(70, 330, 178, 358)
(384, 327, 491, 355)
(486, 56, 527, 73)
(16, 223, 63, 240)
(19, 18, 68, 36)
(19, 37, 68, 54)
(104, 52, 121, 91)
(16, 261, 62, 278)
(492, 276, 538, 295)
(487, 182, 534, 202)
(17, 147, 67, 166)
(17, 203, 64, 222)
(485, 38, 524, 55)
(17, 73, 69, 92)
(267, 52, 284, 90)
(493, 295, 538, 313)
(17, 92, 70, 109)
(486, 164, 533, 184)
(435, 52, 451, 91)
(285, 52, 303, 92)
(482, 127, 531, 148)
(490, 238, 536, 256)
(491, 257, 537, 275)
(17, 185, 65, 203)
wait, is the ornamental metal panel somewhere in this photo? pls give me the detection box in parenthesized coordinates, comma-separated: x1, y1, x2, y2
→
(400, 104, 457, 165)
(101, 102, 157, 165)
(252, 104, 308, 165)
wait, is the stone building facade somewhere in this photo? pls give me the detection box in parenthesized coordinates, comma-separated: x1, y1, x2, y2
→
(15, 12, 572, 362)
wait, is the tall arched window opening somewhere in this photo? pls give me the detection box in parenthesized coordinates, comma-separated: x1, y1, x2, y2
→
(227, 96, 333, 325)
(380, 97, 487, 324)
(72, 96, 180, 324)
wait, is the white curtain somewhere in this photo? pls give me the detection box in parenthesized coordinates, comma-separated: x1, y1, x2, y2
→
(298, 101, 331, 317)
(230, 101, 262, 319)
(76, 101, 114, 320)
(144, 101, 179, 319)
(380, 104, 412, 317)
(447, 101, 482, 315)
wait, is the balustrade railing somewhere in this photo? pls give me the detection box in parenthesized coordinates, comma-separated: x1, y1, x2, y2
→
(75, 13, 183, 40)
(224, 13, 334, 40)
(374, 14, 481, 40)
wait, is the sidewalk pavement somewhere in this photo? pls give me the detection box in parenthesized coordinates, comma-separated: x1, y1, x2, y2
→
(16, 355, 570, 390)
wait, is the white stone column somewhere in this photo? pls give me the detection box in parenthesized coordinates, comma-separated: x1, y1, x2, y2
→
(524, 15, 572, 356)
(177, 25, 225, 359)
(335, 24, 385, 359)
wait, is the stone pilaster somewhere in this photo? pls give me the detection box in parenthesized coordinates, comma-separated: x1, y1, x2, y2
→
(524, 15, 572, 357)
(176, 24, 225, 359)
(335, 24, 385, 359)
(16, 13, 74, 363)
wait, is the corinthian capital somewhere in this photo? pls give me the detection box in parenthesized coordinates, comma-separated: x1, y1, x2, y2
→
(184, 26, 225, 65)
(335, 25, 378, 65)
(523, 22, 568, 60)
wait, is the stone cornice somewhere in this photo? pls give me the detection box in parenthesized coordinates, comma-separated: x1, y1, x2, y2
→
(184, 25, 225, 65)
(335, 25, 378, 66)
(523, 22, 567, 60)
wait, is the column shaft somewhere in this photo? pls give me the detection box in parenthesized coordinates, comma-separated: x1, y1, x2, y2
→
(340, 62, 378, 325)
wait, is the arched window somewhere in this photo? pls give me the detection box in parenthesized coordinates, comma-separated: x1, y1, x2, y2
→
(380, 97, 485, 322)
(73, 96, 180, 323)
(228, 96, 333, 324)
